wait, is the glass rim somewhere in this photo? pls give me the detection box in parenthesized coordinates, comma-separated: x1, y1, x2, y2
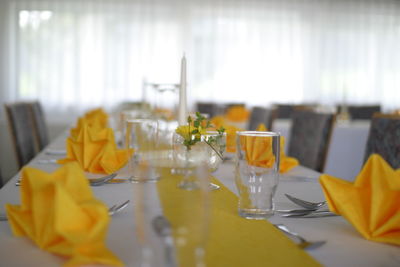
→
(204, 130, 227, 136)
(236, 131, 280, 137)
(126, 118, 155, 123)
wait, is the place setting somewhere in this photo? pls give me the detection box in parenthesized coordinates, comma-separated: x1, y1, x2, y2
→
(1, 54, 399, 267)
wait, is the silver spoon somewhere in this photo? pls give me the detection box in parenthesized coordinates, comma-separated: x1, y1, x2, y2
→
(274, 224, 326, 250)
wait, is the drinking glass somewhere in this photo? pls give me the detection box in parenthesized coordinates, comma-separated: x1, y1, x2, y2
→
(125, 118, 159, 182)
(172, 131, 226, 190)
(235, 131, 280, 219)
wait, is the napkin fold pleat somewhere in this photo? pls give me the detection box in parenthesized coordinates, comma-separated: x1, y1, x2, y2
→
(5, 163, 123, 266)
(241, 124, 298, 173)
(320, 154, 400, 245)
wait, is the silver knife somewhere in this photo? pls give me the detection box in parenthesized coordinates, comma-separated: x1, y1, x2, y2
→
(281, 210, 337, 218)
(152, 215, 177, 267)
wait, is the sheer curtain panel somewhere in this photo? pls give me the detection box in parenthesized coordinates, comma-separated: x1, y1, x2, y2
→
(0, 0, 400, 119)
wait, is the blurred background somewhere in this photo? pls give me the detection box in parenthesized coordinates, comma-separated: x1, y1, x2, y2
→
(1, 0, 400, 180)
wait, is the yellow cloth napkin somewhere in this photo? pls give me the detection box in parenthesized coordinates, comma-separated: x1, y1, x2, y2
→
(225, 106, 250, 122)
(5, 163, 123, 267)
(320, 154, 400, 246)
(210, 116, 243, 153)
(225, 124, 244, 153)
(83, 108, 109, 129)
(240, 127, 277, 168)
(70, 108, 109, 138)
(58, 124, 133, 174)
(243, 124, 298, 173)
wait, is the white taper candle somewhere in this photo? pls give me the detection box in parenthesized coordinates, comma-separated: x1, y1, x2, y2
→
(178, 54, 187, 125)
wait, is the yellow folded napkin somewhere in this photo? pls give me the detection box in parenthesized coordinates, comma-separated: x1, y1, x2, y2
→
(70, 108, 109, 139)
(5, 163, 123, 266)
(240, 130, 277, 168)
(83, 108, 109, 129)
(58, 124, 133, 174)
(225, 106, 250, 122)
(320, 154, 400, 246)
(210, 115, 226, 128)
(225, 125, 244, 153)
(250, 124, 298, 173)
(210, 115, 243, 153)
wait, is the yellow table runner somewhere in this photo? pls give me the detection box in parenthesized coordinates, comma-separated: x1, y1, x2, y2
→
(156, 169, 321, 267)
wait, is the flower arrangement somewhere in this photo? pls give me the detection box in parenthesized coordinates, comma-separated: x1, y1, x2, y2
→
(175, 112, 226, 159)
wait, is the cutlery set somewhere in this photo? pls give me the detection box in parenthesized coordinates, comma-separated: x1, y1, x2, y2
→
(15, 173, 129, 187)
(272, 194, 332, 250)
(0, 200, 130, 221)
(277, 194, 337, 218)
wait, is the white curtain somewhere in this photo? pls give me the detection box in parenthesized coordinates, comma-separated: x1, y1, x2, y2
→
(1, 0, 400, 118)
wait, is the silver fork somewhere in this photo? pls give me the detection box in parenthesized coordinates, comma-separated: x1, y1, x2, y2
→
(0, 200, 130, 221)
(108, 200, 130, 216)
(285, 194, 326, 210)
(15, 173, 118, 187)
(274, 224, 326, 250)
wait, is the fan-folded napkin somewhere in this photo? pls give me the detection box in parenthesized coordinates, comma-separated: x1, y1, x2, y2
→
(5, 163, 123, 266)
(58, 124, 133, 174)
(242, 124, 298, 173)
(210, 116, 243, 153)
(320, 154, 400, 246)
(82, 108, 109, 129)
(225, 106, 250, 122)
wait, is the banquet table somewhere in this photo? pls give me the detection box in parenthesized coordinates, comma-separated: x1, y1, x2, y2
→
(272, 119, 371, 181)
(0, 131, 399, 267)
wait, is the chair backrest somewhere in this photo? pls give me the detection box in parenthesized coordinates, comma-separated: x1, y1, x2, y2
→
(248, 106, 277, 130)
(196, 102, 219, 118)
(274, 104, 315, 119)
(364, 113, 400, 168)
(287, 110, 336, 172)
(29, 101, 49, 150)
(347, 105, 381, 120)
(5, 103, 37, 168)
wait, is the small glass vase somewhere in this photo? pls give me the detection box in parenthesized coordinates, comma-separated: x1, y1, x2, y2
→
(172, 131, 226, 190)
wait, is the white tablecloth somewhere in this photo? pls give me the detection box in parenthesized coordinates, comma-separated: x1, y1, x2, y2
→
(0, 132, 399, 267)
(273, 119, 371, 181)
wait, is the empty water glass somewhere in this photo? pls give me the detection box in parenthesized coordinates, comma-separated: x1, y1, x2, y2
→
(125, 118, 159, 182)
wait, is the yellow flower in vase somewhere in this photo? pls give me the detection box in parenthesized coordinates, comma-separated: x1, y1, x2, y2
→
(174, 112, 226, 190)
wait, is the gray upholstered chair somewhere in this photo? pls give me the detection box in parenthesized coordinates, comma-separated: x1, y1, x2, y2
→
(29, 101, 49, 151)
(287, 110, 336, 172)
(274, 104, 316, 119)
(248, 106, 277, 131)
(196, 102, 219, 118)
(337, 105, 381, 120)
(364, 113, 400, 168)
(5, 102, 37, 168)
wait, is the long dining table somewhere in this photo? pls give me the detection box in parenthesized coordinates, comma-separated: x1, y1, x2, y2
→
(0, 131, 399, 267)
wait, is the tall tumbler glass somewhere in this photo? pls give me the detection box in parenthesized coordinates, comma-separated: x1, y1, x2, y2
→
(125, 118, 159, 182)
(235, 131, 280, 219)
